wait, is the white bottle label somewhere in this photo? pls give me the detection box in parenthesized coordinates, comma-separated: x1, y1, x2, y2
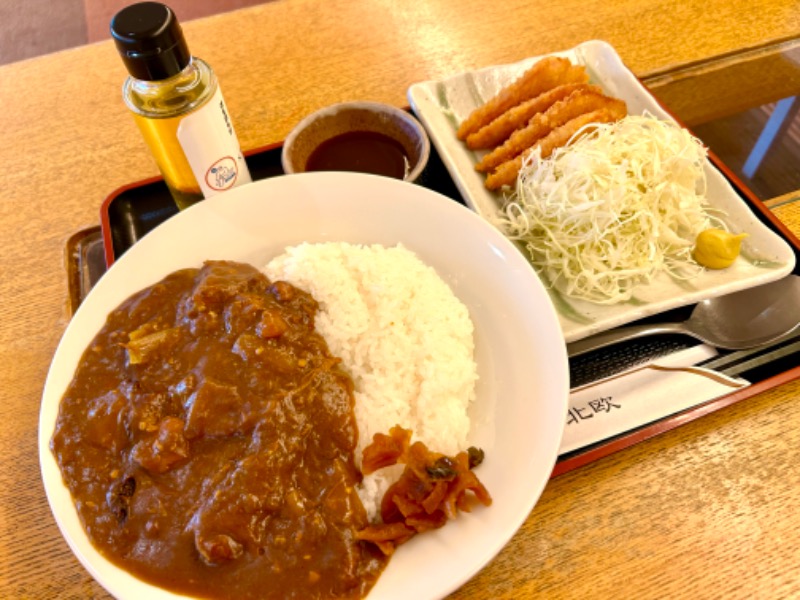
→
(177, 87, 252, 198)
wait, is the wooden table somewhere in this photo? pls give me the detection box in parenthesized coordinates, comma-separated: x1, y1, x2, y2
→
(2, 1, 799, 597)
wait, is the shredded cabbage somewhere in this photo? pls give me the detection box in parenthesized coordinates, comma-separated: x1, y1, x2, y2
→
(494, 113, 724, 304)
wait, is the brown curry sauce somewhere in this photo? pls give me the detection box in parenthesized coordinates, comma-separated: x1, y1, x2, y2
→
(51, 261, 386, 599)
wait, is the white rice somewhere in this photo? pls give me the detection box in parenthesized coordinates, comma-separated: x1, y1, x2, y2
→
(263, 242, 478, 520)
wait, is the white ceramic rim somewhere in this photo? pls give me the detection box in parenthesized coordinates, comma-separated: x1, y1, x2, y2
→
(39, 172, 569, 599)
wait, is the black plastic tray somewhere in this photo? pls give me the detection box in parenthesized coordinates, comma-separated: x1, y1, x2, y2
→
(100, 143, 463, 265)
(82, 137, 800, 476)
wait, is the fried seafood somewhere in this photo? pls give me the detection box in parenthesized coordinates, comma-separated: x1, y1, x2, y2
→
(465, 81, 595, 150)
(457, 55, 629, 190)
(485, 108, 619, 190)
(356, 425, 491, 556)
(456, 56, 578, 140)
(476, 88, 626, 173)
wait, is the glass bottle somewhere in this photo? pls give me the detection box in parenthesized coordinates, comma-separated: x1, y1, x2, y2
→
(111, 2, 251, 210)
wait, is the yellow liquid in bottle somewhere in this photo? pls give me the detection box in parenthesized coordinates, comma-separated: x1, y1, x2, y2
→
(124, 58, 216, 210)
(132, 113, 202, 210)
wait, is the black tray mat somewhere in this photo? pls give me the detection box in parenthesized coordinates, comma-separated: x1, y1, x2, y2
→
(105, 144, 463, 261)
(74, 137, 800, 472)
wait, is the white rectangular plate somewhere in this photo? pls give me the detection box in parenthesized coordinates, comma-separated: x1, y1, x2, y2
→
(408, 39, 796, 343)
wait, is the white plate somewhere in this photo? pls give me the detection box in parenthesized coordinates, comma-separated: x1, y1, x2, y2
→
(408, 39, 796, 342)
(39, 172, 570, 600)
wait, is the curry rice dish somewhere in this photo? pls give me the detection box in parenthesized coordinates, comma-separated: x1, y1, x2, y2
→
(51, 244, 484, 599)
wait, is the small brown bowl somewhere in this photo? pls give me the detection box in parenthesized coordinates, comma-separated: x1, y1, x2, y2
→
(281, 101, 431, 182)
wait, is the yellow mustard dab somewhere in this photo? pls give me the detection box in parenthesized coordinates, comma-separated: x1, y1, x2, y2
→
(693, 228, 748, 269)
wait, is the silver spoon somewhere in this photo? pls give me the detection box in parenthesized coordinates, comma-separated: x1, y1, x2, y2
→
(568, 274, 800, 357)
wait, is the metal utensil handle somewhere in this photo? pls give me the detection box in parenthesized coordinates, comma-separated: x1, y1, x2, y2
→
(567, 322, 690, 357)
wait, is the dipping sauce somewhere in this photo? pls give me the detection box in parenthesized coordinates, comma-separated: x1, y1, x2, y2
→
(51, 261, 386, 599)
(305, 130, 409, 179)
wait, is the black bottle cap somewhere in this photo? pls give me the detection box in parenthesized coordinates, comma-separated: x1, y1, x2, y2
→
(110, 2, 191, 81)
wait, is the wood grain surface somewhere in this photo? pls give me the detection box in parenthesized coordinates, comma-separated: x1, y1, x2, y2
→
(1, 1, 799, 598)
(644, 38, 800, 126)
